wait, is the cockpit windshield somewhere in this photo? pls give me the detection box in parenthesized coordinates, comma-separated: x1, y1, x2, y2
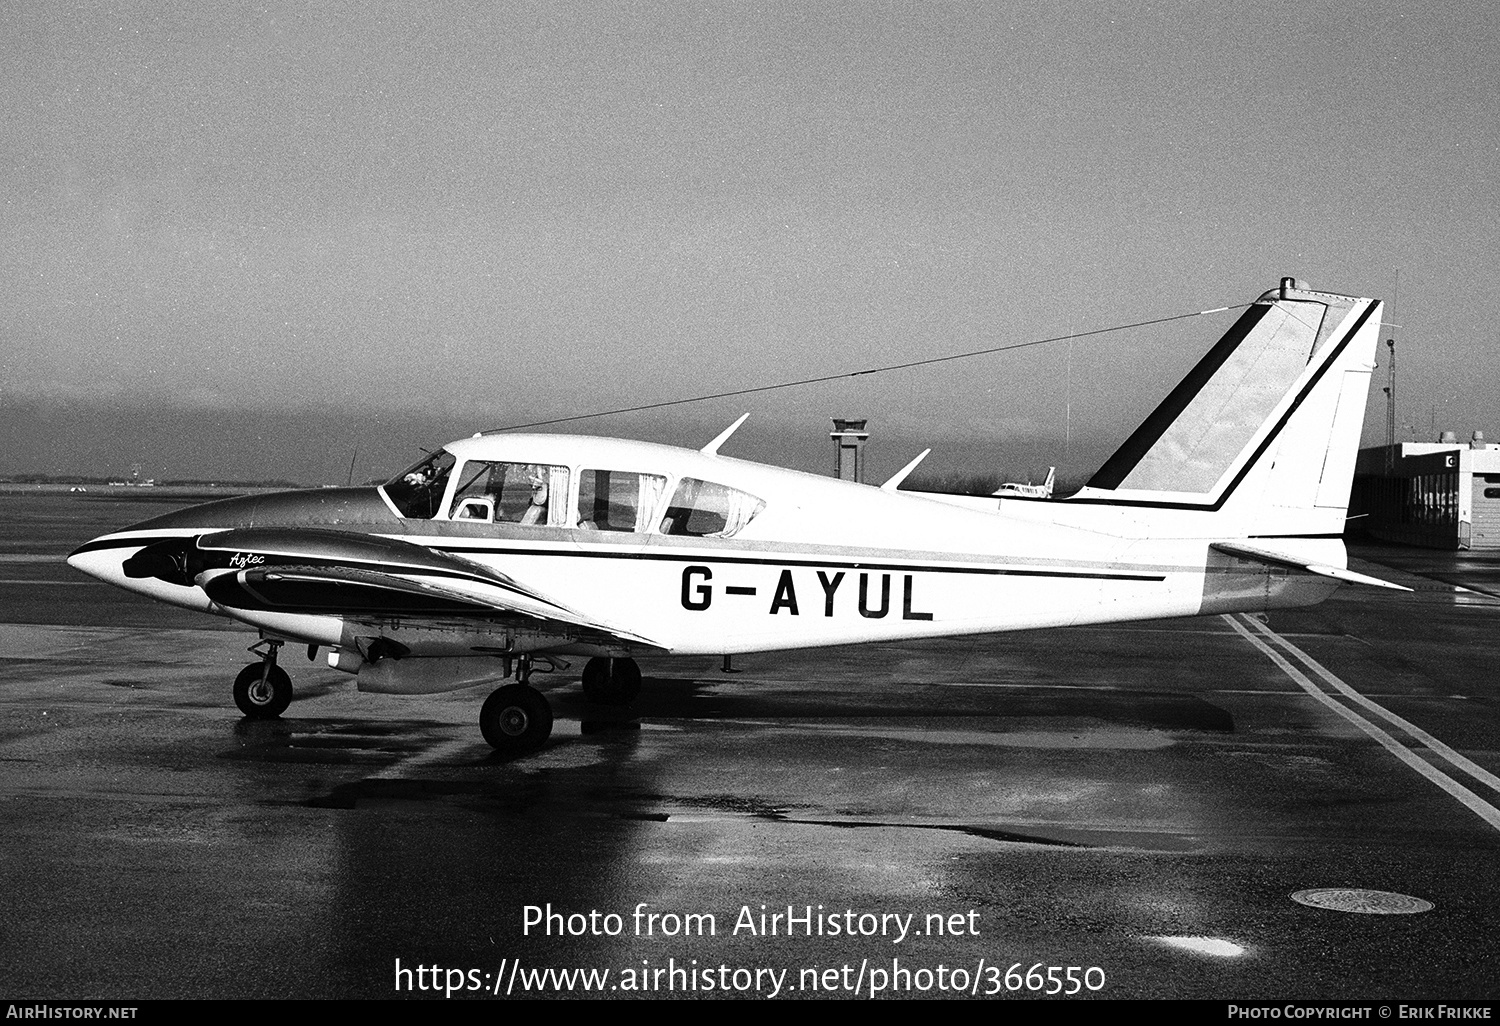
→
(383, 450, 456, 519)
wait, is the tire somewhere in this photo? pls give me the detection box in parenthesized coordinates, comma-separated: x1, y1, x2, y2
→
(233, 662, 293, 718)
(480, 684, 553, 753)
(581, 657, 641, 706)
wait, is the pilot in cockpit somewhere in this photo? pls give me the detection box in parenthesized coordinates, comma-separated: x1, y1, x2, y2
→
(519, 471, 550, 526)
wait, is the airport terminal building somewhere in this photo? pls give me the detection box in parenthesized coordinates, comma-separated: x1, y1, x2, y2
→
(1349, 433, 1500, 549)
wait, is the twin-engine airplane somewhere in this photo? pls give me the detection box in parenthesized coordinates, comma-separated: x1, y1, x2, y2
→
(993, 466, 1056, 499)
(69, 279, 1406, 754)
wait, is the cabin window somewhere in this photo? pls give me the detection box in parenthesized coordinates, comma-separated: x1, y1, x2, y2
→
(660, 478, 766, 538)
(383, 450, 456, 520)
(576, 470, 667, 532)
(450, 462, 570, 526)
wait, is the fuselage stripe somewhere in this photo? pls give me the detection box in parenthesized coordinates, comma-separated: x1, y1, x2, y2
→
(70, 532, 1169, 582)
(428, 544, 1168, 581)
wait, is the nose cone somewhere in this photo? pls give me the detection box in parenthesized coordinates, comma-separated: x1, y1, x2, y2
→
(66, 540, 125, 584)
(67, 533, 218, 613)
(67, 532, 187, 590)
(65, 486, 402, 607)
(67, 533, 184, 599)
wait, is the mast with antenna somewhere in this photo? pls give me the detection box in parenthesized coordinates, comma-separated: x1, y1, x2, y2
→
(1383, 271, 1399, 474)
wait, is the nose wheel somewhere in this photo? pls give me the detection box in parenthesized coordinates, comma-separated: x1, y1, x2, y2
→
(233, 639, 293, 718)
(233, 663, 293, 718)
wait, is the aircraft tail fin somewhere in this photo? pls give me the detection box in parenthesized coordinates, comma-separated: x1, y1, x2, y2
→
(1066, 278, 1382, 537)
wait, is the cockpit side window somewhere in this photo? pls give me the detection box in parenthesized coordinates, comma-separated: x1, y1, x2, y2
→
(383, 450, 456, 520)
(450, 462, 570, 526)
(660, 478, 766, 538)
(576, 470, 667, 532)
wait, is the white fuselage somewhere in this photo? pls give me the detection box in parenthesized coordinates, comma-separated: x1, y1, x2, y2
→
(63, 281, 1385, 713)
(67, 433, 1338, 664)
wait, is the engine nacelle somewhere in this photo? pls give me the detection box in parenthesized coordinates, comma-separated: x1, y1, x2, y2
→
(354, 656, 511, 695)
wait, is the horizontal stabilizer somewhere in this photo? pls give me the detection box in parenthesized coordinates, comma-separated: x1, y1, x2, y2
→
(1210, 542, 1412, 592)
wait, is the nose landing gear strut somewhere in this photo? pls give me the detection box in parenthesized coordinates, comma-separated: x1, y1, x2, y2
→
(233, 638, 293, 719)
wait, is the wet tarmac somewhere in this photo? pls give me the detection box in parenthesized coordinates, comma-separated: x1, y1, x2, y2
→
(3, 493, 1499, 1000)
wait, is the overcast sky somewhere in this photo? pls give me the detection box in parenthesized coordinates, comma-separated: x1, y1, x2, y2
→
(3, 1, 1497, 484)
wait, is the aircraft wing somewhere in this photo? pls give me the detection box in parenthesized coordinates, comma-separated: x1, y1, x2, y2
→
(1210, 542, 1412, 592)
(186, 527, 667, 651)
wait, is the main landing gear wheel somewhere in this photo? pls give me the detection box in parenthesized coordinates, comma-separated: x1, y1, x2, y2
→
(480, 683, 553, 754)
(233, 662, 293, 718)
(581, 657, 641, 706)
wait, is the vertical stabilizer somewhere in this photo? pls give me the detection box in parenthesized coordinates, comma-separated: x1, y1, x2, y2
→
(1066, 279, 1381, 537)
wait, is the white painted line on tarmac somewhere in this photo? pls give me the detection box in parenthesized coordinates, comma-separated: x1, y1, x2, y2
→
(367, 736, 477, 779)
(0, 579, 92, 585)
(1238, 613, 1500, 797)
(1223, 613, 1500, 833)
